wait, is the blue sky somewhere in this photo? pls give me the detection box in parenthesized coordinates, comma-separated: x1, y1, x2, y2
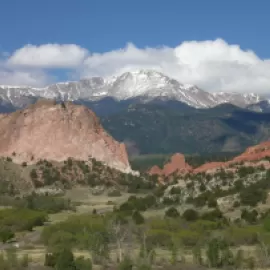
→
(0, 0, 270, 94)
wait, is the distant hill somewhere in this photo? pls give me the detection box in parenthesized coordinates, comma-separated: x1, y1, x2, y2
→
(247, 100, 270, 113)
(101, 103, 270, 155)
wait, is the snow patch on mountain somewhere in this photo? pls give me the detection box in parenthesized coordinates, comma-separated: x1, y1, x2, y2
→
(0, 69, 263, 109)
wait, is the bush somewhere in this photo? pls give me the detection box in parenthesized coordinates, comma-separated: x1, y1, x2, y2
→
(165, 207, 180, 218)
(177, 230, 201, 247)
(74, 256, 92, 270)
(170, 186, 181, 195)
(42, 215, 110, 254)
(240, 187, 267, 207)
(206, 238, 234, 268)
(118, 256, 133, 270)
(201, 208, 224, 222)
(182, 209, 199, 221)
(0, 227, 14, 243)
(45, 248, 79, 270)
(224, 227, 259, 246)
(132, 211, 145, 224)
(108, 189, 122, 197)
(190, 220, 219, 232)
(208, 197, 218, 208)
(23, 193, 73, 213)
(263, 217, 270, 232)
(146, 229, 173, 248)
(241, 209, 258, 224)
(0, 208, 48, 232)
(30, 169, 38, 179)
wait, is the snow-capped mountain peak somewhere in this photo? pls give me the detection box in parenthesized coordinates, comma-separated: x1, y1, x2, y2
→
(0, 69, 263, 110)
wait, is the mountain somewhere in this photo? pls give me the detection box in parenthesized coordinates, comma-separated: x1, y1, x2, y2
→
(247, 100, 270, 113)
(101, 103, 270, 155)
(0, 99, 132, 173)
(0, 70, 262, 114)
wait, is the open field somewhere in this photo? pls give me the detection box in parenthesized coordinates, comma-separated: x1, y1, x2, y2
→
(2, 180, 270, 269)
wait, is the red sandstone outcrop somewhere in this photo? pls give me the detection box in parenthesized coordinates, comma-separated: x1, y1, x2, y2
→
(149, 153, 193, 176)
(0, 100, 132, 173)
(193, 162, 226, 174)
(149, 141, 270, 176)
(148, 165, 163, 176)
(230, 141, 270, 163)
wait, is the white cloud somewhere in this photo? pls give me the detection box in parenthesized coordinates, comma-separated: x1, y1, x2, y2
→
(2, 39, 270, 93)
(0, 68, 51, 87)
(0, 60, 52, 87)
(8, 44, 88, 68)
(81, 39, 270, 94)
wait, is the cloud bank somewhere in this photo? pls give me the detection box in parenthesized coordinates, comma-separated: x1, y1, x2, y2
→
(1, 39, 270, 94)
(8, 44, 88, 68)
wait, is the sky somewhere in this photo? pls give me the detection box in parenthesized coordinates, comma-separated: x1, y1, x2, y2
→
(0, 0, 270, 94)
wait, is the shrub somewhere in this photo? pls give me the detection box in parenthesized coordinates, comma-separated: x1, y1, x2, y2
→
(45, 248, 79, 270)
(190, 220, 219, 232)
(23, 193, 73, 213)
(177, 230, 201, 247)
(132, 211, 145, 224)
(224, 227, 259, 246)
(240, 187, 267, 207)
(0, 227, 14, 243)
(206, 238, 234, 268)
(208, 197, 218, 208)
(108, 189, 122, 197)
(118, 256, 133, 270)
(146, 229, 173, 248)
(182, 209, 199, 221)
(263, 217, 270, 232)
(42, 215, 110, 254)
(241, 209, 258, 224)
(165, 207, 180, 218)
(30, 169, 38, 179)
(170, 186, 181, 195)
(74, 256, 92, 270)
(0, 208, 48, 232)
(201, 208, 224, 222)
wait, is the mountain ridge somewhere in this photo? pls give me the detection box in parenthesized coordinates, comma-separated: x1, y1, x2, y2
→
(101, 103, 270, 155)
(0, 70, 263, 112)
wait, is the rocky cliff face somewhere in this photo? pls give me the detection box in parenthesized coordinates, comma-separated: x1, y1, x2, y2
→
(0, 100, 132, 173)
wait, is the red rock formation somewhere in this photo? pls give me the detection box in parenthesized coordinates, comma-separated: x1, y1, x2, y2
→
(230, 141, 270, 163)
(149, 141, 270, 176)
(148, 165, 163, 176)
(163, 153, 193, 176)
(0, 100, 132, 173)
(193, 162, 225, 174)
(149, 153, 192, 176)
